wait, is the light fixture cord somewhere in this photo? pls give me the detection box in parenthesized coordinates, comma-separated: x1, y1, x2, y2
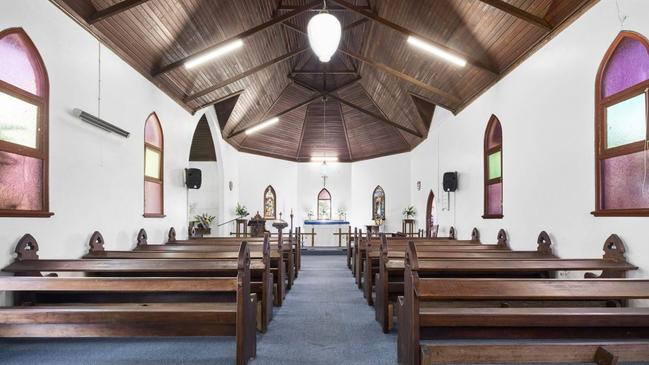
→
(98, 41, 102, 119)
(616, 0, 628, 29)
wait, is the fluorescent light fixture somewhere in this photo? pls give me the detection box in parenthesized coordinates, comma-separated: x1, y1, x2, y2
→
(407, 36, 467, 67)
(311, 156, 339, 163)
(245, 117, 279, 135)
(184, 39, 244, 69)
(73, 108, 130, 138)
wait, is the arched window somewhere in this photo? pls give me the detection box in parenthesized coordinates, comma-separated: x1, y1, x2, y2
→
(0, 28, 51, 217)
(144, 112, 164, 217)
(263, 185, 276, 219)
(483, 115, 503, 218)
(317, 188, 331, 220)
(372, 185, 385, 220)
(594, 31, 649, 216)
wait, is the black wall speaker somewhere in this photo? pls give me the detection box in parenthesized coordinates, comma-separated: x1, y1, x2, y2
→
(443, 172, 458, 192)
(185, 168, 202, 189)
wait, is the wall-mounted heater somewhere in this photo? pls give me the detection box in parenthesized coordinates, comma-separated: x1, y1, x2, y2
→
(73, 109, 130, 138)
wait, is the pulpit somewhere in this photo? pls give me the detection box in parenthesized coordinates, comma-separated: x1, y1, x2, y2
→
(248, 212, 267, 237)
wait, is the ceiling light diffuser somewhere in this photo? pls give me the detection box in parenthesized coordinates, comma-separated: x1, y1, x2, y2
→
(185, 39, 244, 69)
(307, 13, 341, 62)
(407, 36, 467, 67)
(245, 117, 279, 135)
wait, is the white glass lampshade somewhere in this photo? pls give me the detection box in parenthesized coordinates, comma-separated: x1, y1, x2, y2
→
(307, 13, 341, 62)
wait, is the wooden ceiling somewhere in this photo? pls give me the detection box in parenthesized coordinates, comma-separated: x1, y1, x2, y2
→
(52, 0, 597, 162)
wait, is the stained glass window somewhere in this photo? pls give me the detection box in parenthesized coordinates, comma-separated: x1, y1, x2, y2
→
(484, 115, 502, 218)
(372, 185, 385, 220)
(144, 113, 164, 216)
(0, 28, 49, 216)
(263, 185, 276, 219)
(317, 188, 331, 220)
(595, 32, 649, 215)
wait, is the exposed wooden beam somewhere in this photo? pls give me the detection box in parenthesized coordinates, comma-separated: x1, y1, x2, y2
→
(339, 48, 459, 111)
(360, 84, 418, 146)
(329, 94, 423, 138)
(478, 0, 553, 31)
(282, 16, 368, 36)
(229, 76, 361, 138)
(337, 101, 354, 161)
(184, 47, 308, 102)
(277, 5, 371, 11)
(330, 0, 499, 75)
(292, 70, 357, 75)
(239, 83, 292, 146)
(153, 0, 321, 76)
(87, 0, 151, 25)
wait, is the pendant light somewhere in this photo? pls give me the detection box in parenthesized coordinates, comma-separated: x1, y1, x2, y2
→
(307, 1, 341, 63)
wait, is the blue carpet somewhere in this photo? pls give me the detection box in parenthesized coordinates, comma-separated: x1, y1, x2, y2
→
(0, 256, 397, 364)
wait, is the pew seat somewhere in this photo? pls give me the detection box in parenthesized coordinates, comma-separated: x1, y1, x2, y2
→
(419, 341, 649, 364)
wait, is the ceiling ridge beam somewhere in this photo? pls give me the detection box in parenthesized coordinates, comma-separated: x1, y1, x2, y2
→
(292, 70, 357, 75)
(337, 101, 354, 161)
(277, 5, 371, 11)
(339, 48, 459, 111)
(295, 103, 312, 160)
(87, 0, 151, 25)
(478, 0, 553, 31)
(229, 76, 361, 138)
(330, 0, 499, 75)
(239, 82, 293, 146)
(329, 94, 422, 138)
(184, 47, 308, 102)
(153, 0, 321, 77)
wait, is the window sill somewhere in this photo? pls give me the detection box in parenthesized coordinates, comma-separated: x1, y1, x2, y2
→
(482, 214, 503, 219)
(591, 209, 649, 217)
(143, 213, 166, 218)
(0, 210, 54, 218)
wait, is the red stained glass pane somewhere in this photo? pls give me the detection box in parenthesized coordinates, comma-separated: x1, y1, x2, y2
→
(486, 120, 502, 150)
(144, 181, 162, 215)
(144, 114, 163, 148)
(318, 188, 331, 200)
(602, 151, 649, 209)
(486, 182, 502, 216)
(0, 151, 42, 210)
(0, 32, 41, 96)
(602, 37, 649, 98)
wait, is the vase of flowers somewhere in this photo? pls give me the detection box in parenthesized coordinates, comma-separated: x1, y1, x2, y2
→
(194, 213, 215, 235)
(337, 208, 346, 220)
(403, 205, 416, 219)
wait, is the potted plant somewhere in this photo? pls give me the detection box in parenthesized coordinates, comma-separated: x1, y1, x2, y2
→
(193, 213, 215, 235)
(234, 203, 249, 219)
(403, 205, 416, 219)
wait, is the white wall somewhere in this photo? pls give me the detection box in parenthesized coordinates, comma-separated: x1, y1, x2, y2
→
(188, 161, 219, 226)
(0, 1, 199, 266)
(297, 162, 351, 223)
(410, 0, 649, 278)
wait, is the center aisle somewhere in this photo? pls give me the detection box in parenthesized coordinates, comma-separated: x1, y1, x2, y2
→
(252, 255, 397, 365)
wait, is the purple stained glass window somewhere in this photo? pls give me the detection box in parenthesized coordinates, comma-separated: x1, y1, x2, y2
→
(486, 120, 502, 150)
(0, 151, 42, 210)
(318, 188, 331, 200)
(144, 181, 162, 215)
(486, 183, 502, 216)
(0, 32, 41, 96)
(145, 114, 163, 148)
(602, 151, 649, 209)
(602, 37, 649, 98)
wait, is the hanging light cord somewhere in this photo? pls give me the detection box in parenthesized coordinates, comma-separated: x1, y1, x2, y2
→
(616, 0, 628, 29)
(97, 41, 102, 119)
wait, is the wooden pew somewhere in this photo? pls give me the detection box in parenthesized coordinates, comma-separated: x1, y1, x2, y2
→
(137, 229, 289, 306)
(374, 231, 559, 332)
(359, 228, 509, 300)
(83, 231, 274, 333)
(0, 236, 256, 365)
(397, 237, 646, 365)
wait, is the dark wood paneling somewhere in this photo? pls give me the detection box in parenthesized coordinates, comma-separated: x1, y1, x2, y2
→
(189, 115, 217, 161)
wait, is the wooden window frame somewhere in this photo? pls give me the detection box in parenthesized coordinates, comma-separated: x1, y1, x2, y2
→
(0, 28, 52, 218)
(483, 114, 503, 219)
(143, 112, 165, 218)
(317, 188, 332, 220)
(263, 185, 276, 220)
(593, 31, 649, 217)
(372, 185, 385, 220)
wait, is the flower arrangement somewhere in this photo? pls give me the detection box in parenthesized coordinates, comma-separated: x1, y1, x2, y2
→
(374, 217, 384, 226)
(194, 213, 215, 228)
(337, 208, 346, 220)
(307, 210, 314, 220)
(235, 203, 249, 218)
(402, 205, 416, 219)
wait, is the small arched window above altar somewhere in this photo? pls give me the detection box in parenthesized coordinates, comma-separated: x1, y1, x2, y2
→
(263, 185, 276, 219)
(317, 188, 331, 220)
(372, 185, 385, 220)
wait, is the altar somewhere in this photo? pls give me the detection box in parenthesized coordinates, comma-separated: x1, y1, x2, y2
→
(303, 220, 350, 247)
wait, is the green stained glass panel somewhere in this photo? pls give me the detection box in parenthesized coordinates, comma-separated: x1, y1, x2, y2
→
(488, 151, 501, 180)
(606, 93, 646, 149)
(0, 91, 38, 149)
